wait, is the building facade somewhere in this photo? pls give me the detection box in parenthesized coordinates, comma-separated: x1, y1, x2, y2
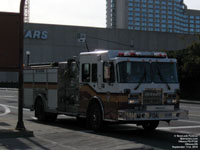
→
(0, 23, 199, 83)
(107, 0, 200, 34)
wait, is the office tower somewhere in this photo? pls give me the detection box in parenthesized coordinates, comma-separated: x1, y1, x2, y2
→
(107, 0, 200, 34)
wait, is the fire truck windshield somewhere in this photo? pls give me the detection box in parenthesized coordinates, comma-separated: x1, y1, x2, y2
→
(117, 61, 178, 83)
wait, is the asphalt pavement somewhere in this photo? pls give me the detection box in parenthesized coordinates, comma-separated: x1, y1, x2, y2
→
(0, 88, 200, 150)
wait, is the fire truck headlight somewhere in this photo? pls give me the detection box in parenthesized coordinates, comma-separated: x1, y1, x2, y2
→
(128, 94, 141, 104)
(166, 93, 178, 104)
(128, 99, 140, 104)
(167, 99, 177, 104)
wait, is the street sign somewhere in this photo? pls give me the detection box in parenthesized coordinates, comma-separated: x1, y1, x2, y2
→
(0, 12, 20, 71)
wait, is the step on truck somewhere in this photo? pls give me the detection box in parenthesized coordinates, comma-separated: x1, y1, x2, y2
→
(23, 49, 188, 131)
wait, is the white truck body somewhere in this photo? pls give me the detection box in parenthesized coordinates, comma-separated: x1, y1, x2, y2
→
(24, 49, 188, 130)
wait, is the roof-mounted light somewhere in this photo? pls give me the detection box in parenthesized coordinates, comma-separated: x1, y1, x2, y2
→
(154, 52, 167, 58)
(117, 51, 167, 58)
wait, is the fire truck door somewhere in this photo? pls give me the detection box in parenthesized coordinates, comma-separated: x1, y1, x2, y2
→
(97, 61, 103, 89)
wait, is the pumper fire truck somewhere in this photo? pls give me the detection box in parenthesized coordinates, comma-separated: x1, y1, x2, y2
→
(23, 50, 188, 131)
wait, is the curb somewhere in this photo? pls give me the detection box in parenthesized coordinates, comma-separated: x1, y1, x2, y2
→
(180, 100, 200, 104)
(0, 129, 34, 139)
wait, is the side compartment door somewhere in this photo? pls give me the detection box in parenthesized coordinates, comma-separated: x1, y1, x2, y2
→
(58, 62, 79, 114)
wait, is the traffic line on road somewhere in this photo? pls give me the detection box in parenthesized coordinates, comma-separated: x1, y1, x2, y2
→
(0, 104, 30, 112)
(158, 125, 200, 130)
(0, 104, 11, 116)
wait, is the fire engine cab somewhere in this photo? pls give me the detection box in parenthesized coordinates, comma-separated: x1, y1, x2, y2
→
(23, 49, 188, 130)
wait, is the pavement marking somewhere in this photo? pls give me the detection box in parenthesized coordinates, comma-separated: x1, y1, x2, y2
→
(0, 104, 30, 111)
(158, 125, 200, 130)
(0, 104, 11, 116)
(31, 117, 37, 120)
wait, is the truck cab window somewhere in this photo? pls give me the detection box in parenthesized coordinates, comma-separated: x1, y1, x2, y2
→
(103, 62, 115, 83)
(82, 64, 90, 82)
(92, 64, 97, 82)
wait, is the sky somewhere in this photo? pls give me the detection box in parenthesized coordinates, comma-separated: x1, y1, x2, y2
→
(0, 0, 200, 28)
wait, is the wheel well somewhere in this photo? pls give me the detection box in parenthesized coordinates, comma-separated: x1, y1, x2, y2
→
(87, 98, 104, 119)
(34, 96, 43, 110)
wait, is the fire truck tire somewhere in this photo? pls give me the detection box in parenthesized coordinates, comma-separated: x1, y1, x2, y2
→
(87, 103, 103, 131)
(35, 99, 57, 122)
(142, 121, 159, 131)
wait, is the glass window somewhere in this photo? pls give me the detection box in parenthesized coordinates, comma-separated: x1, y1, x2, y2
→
(148, 23, 153, 26)
(128, 3, 133, 7)
(128, 17, 133, 20)
(135, 17, 140, 21)
(155, 0, 160, 4)
(135, 13, 140, 16)
(135, 3, 140, 7)
(155, 28, 160, 31)
(117, 62, 151, 83)
(155, 14, 160, 18)
(152, 62, 178, 83)
(148, 14, 153, 17)
(92, 64, 97, 82)
(103, 62, 115, 83)
(82, 64, 90, 82)
(190, 16, 194, 19)
(135, 8, 140, 11)
(135, 27, 140, 30)
(148, 9, 153, 13)
(135, 22, 140, 26)
(148, 18, 153, 22)
(190, 20, 194, 23)
(148, 27, 154, 31)
(128, 7, 133, 11)
(148, 5, 153, 8)
(155, 19, 160, 23)
(155, 23, 160, 27)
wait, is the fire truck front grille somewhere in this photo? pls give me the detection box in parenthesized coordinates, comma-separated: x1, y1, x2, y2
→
(143, 90, 162, 105)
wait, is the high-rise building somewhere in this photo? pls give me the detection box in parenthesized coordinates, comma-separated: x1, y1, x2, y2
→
(106, 0, 200, 34)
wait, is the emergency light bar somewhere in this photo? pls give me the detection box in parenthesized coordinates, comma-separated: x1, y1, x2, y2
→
(117, 51, 167, 58)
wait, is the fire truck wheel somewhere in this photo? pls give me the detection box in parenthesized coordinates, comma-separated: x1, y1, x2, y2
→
(35, 99, 57, 122)
(142, 121, 159, 131)
(87, 103, 103, 131)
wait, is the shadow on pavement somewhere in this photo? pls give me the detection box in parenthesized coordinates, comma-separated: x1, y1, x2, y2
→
(27, 117, 187, 150)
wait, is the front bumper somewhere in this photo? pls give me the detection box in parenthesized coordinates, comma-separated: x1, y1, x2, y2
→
(118, 109, 188, 121)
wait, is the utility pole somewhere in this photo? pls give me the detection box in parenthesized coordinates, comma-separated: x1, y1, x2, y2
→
(16, 0, 26, 130)
(24, 0, 30, 23)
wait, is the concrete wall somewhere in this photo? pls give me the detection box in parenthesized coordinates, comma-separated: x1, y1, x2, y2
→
(24, 23, 199, 63)
(1, 23, 199, 82)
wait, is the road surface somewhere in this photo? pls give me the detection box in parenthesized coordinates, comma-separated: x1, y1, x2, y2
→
(0, 89, 199, 150)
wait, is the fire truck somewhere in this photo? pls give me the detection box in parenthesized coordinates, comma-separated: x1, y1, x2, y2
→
(23, 50, 188, 131)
